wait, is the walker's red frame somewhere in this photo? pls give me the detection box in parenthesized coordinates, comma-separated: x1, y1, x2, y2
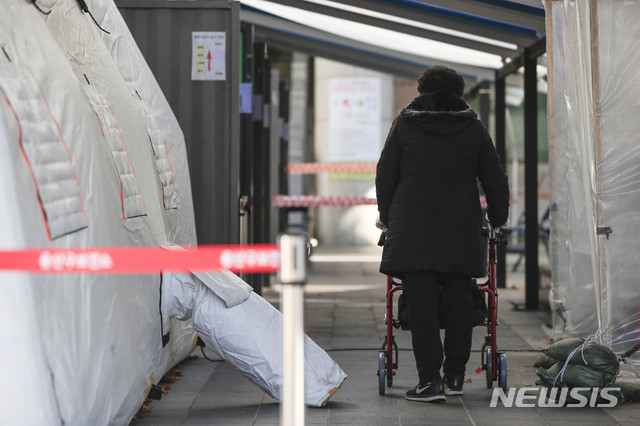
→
(476, 227, 507, 391)
(377, 227, 507, 395)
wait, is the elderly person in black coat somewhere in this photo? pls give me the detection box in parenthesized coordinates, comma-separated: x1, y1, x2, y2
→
(376, 65, 509, 403)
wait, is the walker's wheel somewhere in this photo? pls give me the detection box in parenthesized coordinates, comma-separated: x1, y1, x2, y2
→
(485, 347, 493, 389)
(498, 353, 508, 392)
(378, 351, 386, 395)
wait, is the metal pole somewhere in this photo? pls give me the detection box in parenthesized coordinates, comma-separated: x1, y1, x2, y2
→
(494, 74, 507, 289)
(251, 42, 269, 294)
(239, 23, 254, 284)
(262, 54, 272, 291)
(479, 80, 490, 130)
(278, 233, 307, 426)
(524, 47, 540, 310)
(279, 80, 290, 234)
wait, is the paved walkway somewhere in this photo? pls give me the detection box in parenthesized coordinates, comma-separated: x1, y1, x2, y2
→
(130, 246, 638, 425)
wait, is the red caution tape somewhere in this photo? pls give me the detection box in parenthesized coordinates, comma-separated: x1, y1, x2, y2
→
(287, 162, 376, 175)
(0, 245, 280, 274)
(272, 195, 377, 207)
(273, 195, 517, 211)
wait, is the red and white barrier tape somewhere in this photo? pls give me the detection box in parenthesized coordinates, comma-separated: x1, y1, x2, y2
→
(273, 195, 491, 209)
(0, 245, 280, 274)
(274, 194, 543, 212)
(272, 195, 377, 207)
(287, 162, 376, 175)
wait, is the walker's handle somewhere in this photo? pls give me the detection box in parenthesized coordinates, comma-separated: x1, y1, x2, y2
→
(377, 230, 387, 247)
(484, 226, 508, 246)
(494, 228, 509, 246)
(482, 226, 490, 239)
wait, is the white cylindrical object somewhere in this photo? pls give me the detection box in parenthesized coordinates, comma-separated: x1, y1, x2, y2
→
(278, 232, 307, 425)
(281, 284, 305, 426)
(278, 233, 307, 284)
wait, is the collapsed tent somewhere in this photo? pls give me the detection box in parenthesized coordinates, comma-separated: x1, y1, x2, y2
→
(0, 0, 344, 424)
(163, 271, 346, 407)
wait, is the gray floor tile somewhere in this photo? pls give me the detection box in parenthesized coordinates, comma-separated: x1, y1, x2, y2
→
(130, 247, 635, 425)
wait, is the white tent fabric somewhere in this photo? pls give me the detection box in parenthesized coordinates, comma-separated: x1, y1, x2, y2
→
(163, 272, 347, 407)
(547, 0, 640, 360)
(81, 83, 148, 219)
(0, 114, 59, 424)
(0, 0, 346, 423)
(0, 1, 197, 423)
(0, 61, 89, 239)
(90, 0, 196, 245)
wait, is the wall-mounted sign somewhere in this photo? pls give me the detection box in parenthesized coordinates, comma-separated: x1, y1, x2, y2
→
(191, 32, 226, 81)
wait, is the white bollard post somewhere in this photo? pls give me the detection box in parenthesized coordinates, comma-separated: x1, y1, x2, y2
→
(278, 233, 307, 426)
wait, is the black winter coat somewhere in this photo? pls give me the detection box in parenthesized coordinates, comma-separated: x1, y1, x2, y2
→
(376, 91, 509, 278)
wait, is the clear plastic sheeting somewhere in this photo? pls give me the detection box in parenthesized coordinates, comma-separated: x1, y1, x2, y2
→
(162, 271, 348, 407)
(546, 0, 640, 362)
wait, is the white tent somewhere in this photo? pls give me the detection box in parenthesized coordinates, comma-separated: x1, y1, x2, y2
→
(0, 0, 197, 423)
(0, 1, 345, 424)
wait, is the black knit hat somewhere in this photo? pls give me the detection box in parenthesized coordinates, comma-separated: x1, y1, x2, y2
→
(417, 65, 465, 97)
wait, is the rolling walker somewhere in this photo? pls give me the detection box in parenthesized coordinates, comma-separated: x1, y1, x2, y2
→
(377, 227, 508, 395)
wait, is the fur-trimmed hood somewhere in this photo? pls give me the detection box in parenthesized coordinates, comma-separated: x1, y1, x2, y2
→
(400, 91, 477, 121)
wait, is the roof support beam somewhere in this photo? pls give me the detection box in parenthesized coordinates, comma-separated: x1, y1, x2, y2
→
(493, 36, 546, 306)
(254, 26, 423, 79)
(496, 36, 546, 79)
(507, 0, 544, 8)
(269, 0, 518, 58)
(242, 9, 496, 81)
(412, 0, 545, 34)
(340, 0, 540, 47)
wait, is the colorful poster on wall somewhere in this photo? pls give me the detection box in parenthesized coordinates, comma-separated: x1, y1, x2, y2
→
(191, 32, 226, 81)
(328, 77, 381, 162)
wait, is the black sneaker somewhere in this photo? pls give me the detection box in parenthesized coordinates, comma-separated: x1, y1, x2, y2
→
(444, 375, 464, 396)
(405, 380, 446, 402)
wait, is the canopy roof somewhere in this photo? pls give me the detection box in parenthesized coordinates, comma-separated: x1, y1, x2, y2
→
(240, 0, 545, 82)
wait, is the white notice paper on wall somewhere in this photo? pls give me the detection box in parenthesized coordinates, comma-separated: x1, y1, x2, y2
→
(191, 32, 226, 81)
(328, 77, 381, 161)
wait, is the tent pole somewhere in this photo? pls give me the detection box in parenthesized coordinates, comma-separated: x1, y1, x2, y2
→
(589, 0, 610, 347)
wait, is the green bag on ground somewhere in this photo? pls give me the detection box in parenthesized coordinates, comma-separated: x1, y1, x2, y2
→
(543, 338, 619, 377)
(536, 361, 616, 388)
(615, 378, 640, 402)
(543, 338, 584, 360)
(535, 338, 640, 406)
(614, 366, 640, 403)
(533, 352, 557, 369)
